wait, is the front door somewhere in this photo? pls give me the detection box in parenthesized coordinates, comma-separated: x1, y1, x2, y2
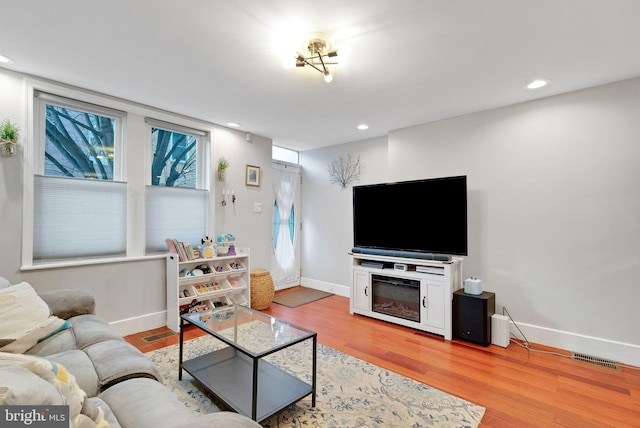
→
(271, 162, 301, 289)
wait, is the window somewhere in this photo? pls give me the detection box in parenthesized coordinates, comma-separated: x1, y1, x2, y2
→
(272, 145, 299, 164)
(151, 127, 197, 188)
(145, 119, 210, 253)
(43, 104, 117, 179)
(26, 87, 213, 266)
(32, 92, 126, 263)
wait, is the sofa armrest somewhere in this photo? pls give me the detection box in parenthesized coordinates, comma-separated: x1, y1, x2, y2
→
(38, 289, 96, 319)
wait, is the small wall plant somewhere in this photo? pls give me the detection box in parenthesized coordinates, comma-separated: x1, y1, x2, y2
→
(218, 157, 229, 170)
(217, 157, 229, 180)
(0, 119, 19, 142)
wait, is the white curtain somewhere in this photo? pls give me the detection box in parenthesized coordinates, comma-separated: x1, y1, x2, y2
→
(271, 167, 298, 284)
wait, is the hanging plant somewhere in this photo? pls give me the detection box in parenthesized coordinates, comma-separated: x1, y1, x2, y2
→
(0, 119, 19, 157)
(328, 154, 362, 189)
(217, 157, 229, 181)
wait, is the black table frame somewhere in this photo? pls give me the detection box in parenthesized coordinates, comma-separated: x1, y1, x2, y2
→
(179, 308, 317, 422)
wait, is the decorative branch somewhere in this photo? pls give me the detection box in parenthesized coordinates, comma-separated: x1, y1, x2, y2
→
(328, 154, 362, 189)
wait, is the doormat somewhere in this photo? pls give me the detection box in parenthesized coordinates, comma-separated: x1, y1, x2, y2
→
(272, 288, 334, 308)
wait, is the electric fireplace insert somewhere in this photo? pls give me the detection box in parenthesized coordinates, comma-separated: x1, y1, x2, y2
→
(371, 274, 420, 323)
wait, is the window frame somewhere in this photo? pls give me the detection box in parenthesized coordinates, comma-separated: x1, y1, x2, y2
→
(144, 118, 211, 255)
(145, 117, 209, 189)
(22, 79, 214, 269)
(34, 91, 126, 181)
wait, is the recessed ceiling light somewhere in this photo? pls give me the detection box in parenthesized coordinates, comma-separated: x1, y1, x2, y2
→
(526, 79, 548, 90)
(0, 54, 15, 64)
(357, 124, 369, 130)
(227, 122, 240, 127)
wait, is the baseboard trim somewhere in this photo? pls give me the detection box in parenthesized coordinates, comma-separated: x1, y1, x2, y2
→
(109, 311, 166, 337)
(300, 277, 350, 297)
(510, 321, 640, 368)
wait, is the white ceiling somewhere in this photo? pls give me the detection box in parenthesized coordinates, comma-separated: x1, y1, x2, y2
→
(2, 0, 640, 151)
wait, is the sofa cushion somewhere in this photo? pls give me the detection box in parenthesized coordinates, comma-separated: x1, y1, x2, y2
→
(67, 314, 125, 349)
(89, 397, 122, 428)
(26, 328, 78, 356)
(45, 349, 100, 397)
(98, 378, 260, 428)
(0, 282, 70, 353)
(85, 339, 163, 388)
(27, 313, 124, 356)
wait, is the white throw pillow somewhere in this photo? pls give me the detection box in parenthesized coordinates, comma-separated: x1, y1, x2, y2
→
(0, 282, 69, 353)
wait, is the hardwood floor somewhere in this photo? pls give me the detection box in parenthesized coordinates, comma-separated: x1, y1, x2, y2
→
(125, 287, 640, 427)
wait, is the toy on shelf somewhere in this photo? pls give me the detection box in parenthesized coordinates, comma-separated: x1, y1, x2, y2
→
(200, 236, 215, 259)
(229, 262, 244, 270)
(216, 233, 236, 256)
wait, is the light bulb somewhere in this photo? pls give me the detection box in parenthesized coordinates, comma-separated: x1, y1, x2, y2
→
(323, 70, 333, 83)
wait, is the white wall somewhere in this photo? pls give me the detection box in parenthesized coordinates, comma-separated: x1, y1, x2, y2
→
(300, 136, 388, 296)
(214, 128, 273, 272)
(300, 77, 640, 366)
(0, 68, 273, 336)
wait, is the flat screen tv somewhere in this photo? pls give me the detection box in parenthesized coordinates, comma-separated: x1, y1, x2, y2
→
(352, 175, 467, 259)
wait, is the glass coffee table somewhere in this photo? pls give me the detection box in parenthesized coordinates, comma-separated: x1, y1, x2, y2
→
(179, 304, 317, 422)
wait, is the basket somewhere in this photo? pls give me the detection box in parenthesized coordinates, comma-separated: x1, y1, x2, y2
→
(250, 269, 275, 310)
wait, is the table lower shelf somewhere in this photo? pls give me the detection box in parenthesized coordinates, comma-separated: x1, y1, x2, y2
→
(182, 346, 313, 422)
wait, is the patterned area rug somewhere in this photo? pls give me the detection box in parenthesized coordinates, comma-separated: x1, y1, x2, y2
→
(146, 334, 485, 427)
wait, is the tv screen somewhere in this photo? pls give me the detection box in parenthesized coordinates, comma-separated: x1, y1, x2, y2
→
(352, 176, 467, 259)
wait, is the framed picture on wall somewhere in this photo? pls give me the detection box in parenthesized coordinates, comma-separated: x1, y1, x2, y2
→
(246, 164, 261, 187)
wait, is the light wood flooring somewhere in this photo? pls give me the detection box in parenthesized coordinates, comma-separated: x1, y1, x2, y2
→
(125, 287, 640, 428)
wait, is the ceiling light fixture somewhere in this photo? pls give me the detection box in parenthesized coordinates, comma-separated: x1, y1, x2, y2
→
(527, 79, 548, 89)
(293, 35, 339, 83)
(357, 124, 369, 130)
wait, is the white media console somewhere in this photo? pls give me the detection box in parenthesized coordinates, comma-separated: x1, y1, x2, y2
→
(350, 253, 463, 340)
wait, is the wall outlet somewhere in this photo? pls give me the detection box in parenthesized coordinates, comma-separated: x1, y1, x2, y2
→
(254, 202, 262, 213)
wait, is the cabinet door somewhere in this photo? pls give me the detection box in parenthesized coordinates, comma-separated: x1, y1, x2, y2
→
(352, 270, 371, 312)
(421, 280, 444, 329)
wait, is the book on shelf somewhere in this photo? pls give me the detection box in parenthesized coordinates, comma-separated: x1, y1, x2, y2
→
(166, 238, 200, 262)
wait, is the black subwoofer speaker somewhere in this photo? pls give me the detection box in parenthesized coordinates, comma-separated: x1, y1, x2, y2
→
(453, 290, 495, 346)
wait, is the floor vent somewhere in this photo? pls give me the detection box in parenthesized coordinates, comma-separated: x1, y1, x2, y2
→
(142, 331, 176, 343)
(570, 353, 620, 371)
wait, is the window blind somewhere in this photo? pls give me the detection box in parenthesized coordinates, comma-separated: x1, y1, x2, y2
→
(33, 175, 127, 260)
(145, 186, 209, 253)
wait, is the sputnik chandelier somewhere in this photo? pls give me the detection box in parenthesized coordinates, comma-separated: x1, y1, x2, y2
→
(292, 36, 339, 83)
